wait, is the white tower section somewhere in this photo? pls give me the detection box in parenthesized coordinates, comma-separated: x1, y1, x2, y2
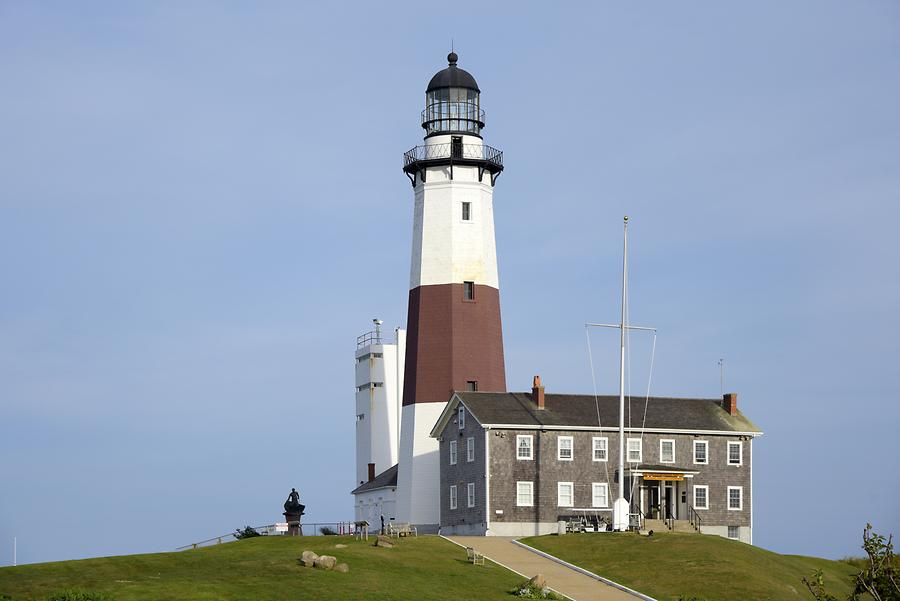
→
(408, 136, 500, 290)
(354, 321, 406, 487)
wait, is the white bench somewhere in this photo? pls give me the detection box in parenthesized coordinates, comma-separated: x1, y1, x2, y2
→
(388, 522, 417, 538)
(465, 546, 485, 565)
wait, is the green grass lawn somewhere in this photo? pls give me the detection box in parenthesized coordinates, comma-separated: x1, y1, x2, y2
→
(521, 531, 861, 601)
(0, 535, 523, 601)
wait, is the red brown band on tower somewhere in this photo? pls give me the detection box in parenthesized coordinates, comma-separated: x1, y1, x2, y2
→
(403, 283, 506, 406)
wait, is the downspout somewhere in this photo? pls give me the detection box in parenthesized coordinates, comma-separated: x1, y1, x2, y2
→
(749, 438, 753, 545)
(484, 427, 491, 535)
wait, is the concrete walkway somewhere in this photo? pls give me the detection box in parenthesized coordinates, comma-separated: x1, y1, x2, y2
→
(445, 536, 639, 601)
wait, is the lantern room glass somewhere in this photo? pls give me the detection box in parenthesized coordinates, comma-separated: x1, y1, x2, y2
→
(423, 87, 482, 135)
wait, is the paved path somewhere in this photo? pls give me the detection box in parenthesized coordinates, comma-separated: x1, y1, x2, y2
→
(445, 536, 639, 601)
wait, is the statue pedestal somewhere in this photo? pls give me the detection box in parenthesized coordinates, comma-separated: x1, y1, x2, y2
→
(284, 511, 303, 536)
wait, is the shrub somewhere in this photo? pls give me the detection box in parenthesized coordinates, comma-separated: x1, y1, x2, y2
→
(510, 581, 564, 599)
(320, 526, 338, 536)
(234, 526, 261, 540)
(804, 523, 898, 601)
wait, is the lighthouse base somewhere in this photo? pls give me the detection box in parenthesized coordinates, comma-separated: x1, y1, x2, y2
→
(395, 402, 446, 532)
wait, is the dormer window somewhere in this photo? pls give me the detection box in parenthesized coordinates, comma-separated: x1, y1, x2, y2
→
(458, 407, 465, 430)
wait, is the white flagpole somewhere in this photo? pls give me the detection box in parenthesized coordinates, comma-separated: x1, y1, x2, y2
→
(614, 216, 630, 531)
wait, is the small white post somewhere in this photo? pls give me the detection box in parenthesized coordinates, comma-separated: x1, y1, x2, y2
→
(13, 537, 16, 567)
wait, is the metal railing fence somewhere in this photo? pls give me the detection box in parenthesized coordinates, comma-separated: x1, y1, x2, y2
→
(176, 521, 359, 551)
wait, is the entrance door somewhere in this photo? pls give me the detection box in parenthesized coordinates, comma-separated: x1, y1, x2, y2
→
(451, 136, 463, 159)
(647, 487, 660, 519)
(664, 485, 674, 520)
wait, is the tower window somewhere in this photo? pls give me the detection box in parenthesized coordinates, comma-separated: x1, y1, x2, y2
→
(461, 202, 471, 221)
(466, 380, 478, 391)
(463, 281, 475, 301)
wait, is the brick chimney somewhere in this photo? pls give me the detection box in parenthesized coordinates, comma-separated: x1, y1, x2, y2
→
(722, 393, 738, 416)
(367, 462, 376, 482)
(532, 375, 545, 409)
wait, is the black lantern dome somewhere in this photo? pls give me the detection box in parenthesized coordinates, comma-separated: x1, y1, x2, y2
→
(422, 53, 485, 137)
(426, 52, 480, 93)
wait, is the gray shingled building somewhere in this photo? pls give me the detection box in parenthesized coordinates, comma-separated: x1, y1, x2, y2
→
(430, 380, 762, 543)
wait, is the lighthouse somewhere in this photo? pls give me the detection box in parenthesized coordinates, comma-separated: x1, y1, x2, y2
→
(395, 53, 507, 530)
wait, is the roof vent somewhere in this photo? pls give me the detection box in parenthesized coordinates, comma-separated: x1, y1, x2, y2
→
(532, 375, 545, 410)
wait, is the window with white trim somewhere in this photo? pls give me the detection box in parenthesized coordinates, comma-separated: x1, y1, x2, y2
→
(517, 435, 533, 460)
(557, 482, 574, 507)
(728, 486, 743, 510)
(458, 407, 465, 429)
(728, 441, 742, 466)
(727, 525, 739, 539)
(627, 438, 642, 463)
(467, 437, 475, 462)
(592, 437, 608, 462)
(660, 439, 675, 463)
(693, 440, 708, 464)
(449, 485, 457, 509)
(467, 482, 475, 508)
(557, 436, 573, 461)
(516, 481, 534, 507)
(449, 440, 457, 465)
(694, 485, 709, 509)
(592, 482, 609, 508)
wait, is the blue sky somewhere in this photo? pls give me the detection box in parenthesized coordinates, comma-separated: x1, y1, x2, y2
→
(1, 1, 898, 564)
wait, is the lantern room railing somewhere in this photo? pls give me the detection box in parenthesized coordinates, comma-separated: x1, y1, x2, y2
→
(421, 104, 486, 135)
(403, 143, 503, 170)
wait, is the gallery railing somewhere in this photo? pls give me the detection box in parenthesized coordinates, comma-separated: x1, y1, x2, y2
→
(403, 143, 503, 170)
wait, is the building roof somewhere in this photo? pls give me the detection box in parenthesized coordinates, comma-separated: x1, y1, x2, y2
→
(431, 392, 763, 437)
(426, 52, 480, 93)
(350, 463, 398, 495)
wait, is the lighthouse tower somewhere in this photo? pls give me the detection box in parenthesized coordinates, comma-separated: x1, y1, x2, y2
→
(395, 53, 507, 530)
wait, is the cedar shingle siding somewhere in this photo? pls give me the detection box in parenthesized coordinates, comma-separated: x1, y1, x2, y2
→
(435, 391, 761, 542)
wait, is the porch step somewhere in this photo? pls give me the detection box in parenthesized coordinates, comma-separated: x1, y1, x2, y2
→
(644, 519, 668, 531)
(672, 519, 698, 533)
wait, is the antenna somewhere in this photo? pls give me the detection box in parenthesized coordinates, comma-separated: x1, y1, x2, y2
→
(373, 318, 383, 342)
(718, 358, 726, 396)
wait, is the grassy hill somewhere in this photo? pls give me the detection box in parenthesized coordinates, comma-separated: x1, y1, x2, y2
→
(0, 535, 523, 601)
(521, 531, 860, 601)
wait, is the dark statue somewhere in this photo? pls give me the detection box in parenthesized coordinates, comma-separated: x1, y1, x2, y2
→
(284, 488, 305, 515)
